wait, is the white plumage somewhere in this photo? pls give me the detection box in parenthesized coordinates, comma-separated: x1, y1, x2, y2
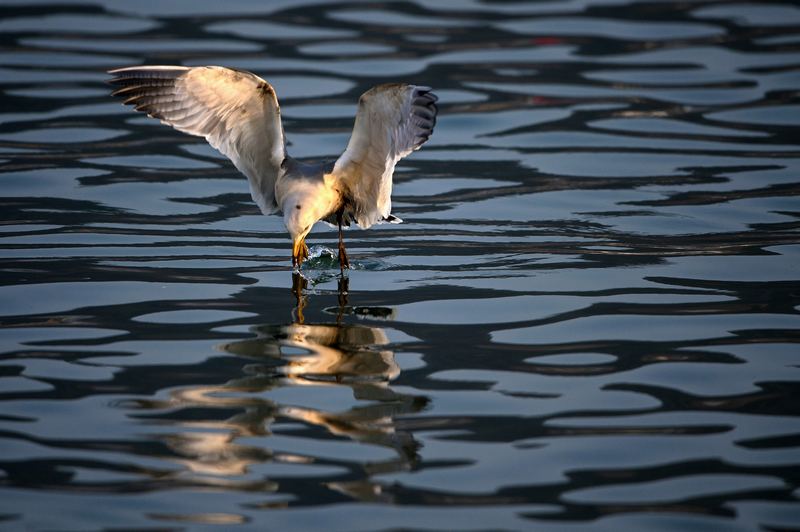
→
(108, 65, 438, 269)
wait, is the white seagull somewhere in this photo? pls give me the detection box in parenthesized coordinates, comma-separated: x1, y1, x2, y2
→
(108, 65, 438, 270)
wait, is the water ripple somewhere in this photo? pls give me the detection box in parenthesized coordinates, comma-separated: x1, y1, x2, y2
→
(1, 0, 799, 530)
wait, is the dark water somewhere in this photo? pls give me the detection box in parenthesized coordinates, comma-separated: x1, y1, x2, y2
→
(1, 0, 800, 530)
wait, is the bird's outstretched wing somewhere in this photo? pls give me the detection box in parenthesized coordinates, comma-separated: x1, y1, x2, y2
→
(332, 83, 437, 228)
(108, 65, 286, 214)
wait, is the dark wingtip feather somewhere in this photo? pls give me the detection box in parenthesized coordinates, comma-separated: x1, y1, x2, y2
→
(415, 87, 438, 103)
(107, 65, 189, 89)
(410, 87, 438, 149)
(108, 67, 186, 118)
(382, 214, 403, 224)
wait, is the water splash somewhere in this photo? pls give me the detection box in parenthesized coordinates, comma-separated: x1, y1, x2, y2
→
(303, 245, 390, 272)
(304, 245, 339, 268)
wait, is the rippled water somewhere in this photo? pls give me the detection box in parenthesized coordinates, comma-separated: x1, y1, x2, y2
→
(1, 1, 800, 530)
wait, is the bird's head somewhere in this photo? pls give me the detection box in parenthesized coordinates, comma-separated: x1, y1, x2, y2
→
(283, 192, 319, 258)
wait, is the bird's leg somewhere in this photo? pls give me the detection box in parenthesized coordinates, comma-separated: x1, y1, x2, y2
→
(336, 210, 350, 271)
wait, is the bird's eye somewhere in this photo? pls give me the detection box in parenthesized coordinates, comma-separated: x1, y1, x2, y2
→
(295, 205, 302, 210)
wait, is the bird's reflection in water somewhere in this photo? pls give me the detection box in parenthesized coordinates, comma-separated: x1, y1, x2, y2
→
(147, 273, 427, 504)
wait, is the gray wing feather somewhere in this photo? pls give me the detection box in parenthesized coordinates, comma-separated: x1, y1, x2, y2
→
(108, 65, 286, 214)
(332, 83, 437, 228)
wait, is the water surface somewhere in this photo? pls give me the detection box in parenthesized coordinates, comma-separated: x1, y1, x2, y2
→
(1, 0, 799, 530)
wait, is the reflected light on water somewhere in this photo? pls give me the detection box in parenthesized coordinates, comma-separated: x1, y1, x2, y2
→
(122, 279, 427, 505)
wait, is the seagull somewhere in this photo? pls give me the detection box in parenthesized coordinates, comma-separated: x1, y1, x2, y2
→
(108, 65, 438, 270)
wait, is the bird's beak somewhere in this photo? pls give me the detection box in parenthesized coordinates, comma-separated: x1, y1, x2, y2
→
(292, 235, 309, 268)
(292, 237, 303, 263)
